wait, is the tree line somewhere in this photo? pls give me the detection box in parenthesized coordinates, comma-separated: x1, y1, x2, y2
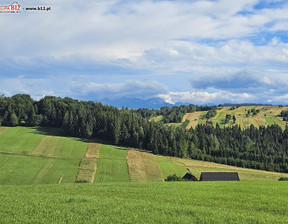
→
(0, 94, 288, 173)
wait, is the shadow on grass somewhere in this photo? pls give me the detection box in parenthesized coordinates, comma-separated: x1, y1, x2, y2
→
(32, 127, 64, 137)
(31, 127, 89, 143)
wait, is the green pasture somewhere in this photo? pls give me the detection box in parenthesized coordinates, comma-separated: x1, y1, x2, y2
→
(0, 127, 87, 185)
(0, 127, 44, 154)
(0, 154, 80, 185)
(94, 144, 129, 183)
(0, 181, 287, 223)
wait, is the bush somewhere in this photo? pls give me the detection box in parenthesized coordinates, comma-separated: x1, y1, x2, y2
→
(165, 174, 182, 181)
(278, 177, 288, 181)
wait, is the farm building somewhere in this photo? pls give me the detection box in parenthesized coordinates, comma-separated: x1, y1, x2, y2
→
(200, 172, 240, 181)
(182, 173, 198, 181)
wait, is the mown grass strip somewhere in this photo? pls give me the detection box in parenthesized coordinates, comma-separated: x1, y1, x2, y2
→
(32, 136, 60, 157)
(76, 143, 101, 183)
(126, 149, 163, 182)
(76, 158, 97, 183)
(0, 127, 9, 135)
(85, 142, 100, 158)
(173, 157, 288, 181)
(32, 135, 87, 159)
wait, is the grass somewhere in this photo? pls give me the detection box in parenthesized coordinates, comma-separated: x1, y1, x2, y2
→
(156, 155, 288, 181)
(126, 149, 163, 182)
(171, 157, 288, 181)
(0, 127, 45, 154)
(157, 156, 188, 179)
(94, 144, 129, 183)
(0, 127, 87, 185)
(0, 181, 287, 223)
(31, 136, 87, 159)
(76, 158, 97, 183)
(0, 126, 9, 135)
(0, 154, 80, 185)
(182, 112, 203, 129)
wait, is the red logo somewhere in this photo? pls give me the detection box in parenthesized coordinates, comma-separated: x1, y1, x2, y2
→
(0, 2, 21, 13)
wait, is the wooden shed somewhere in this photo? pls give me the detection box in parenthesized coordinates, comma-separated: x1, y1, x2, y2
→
(182, 173, 198, 181)
(200, 172, 240, 181)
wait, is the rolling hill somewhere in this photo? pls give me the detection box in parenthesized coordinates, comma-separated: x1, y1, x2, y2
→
(1, 126, 288, 223)
(0, 126, 287, 185)
(154, 106, 288, 130)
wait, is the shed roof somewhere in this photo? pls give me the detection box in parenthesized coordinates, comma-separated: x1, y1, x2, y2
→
(182, 173, 198, 181)
(200, 172, 240, 181)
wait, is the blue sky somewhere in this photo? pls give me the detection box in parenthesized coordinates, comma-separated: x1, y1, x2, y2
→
(1, 0, 288, 104)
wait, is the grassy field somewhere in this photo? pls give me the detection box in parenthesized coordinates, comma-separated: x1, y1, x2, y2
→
(0, 127, 45, 154)
(94, 144, 129, 183)
(156, 155, 288, 181)
(0, 127, 87, 185)
(156, 106, 288, 130)
(1, 126, 288, 184)
(0, 181, 287, 223)
(0, 154, 81, 185)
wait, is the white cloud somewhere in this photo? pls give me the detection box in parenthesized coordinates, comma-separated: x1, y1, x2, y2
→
(158, 91, 253, 104)
(1, 0, 288, 61)
(68, 79, 168, 100)
(1, 0, 288, 104)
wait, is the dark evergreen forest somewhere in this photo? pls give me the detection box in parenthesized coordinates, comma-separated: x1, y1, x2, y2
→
(1, 94, 288, 173)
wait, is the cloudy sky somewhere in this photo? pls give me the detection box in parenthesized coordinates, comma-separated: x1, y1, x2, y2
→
(1, 0, 288, 104)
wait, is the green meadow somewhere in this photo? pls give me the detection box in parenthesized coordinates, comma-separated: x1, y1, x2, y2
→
(1, 126, 288, 185)
(94, 144, 129, 183)
(0, 182, 287, 224)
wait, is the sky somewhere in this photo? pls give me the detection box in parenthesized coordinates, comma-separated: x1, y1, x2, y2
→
(1, 0, 288, 105)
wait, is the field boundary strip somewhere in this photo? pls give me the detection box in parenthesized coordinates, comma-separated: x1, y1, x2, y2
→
(0, 151, 73, 160)
(76, 143, 101, 183)
(32, 136, 59, 157)
(126, 149, 163, 182)
(173, 157, 287, 175)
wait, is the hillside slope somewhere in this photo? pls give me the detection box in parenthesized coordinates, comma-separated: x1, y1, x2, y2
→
(156, 106, 288, 130)
(0, 127, 287, 185)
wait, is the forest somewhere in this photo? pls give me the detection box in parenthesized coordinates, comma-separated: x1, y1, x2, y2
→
(0, 94, 288, 173)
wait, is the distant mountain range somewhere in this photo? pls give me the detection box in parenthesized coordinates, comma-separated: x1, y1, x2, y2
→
(100, 97, 223, 109)
(101, 97, 172, 109)
(100, 97, 279, 109)
(101, 97, 185, 109)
